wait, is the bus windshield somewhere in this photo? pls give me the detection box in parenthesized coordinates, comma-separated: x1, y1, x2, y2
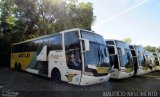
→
(116, 41, 133, 68)
(135, 46, 145, 66)
(153, 53, 160, 66)
(81, 31, 111, 68)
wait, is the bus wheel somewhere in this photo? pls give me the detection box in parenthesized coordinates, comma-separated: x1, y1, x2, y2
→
(14, 63, 18, 70)
(17, 63, 21, 71)
(51, 69, 61, 83)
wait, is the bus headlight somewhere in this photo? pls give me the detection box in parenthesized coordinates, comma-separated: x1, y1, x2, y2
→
(83, 71, 94, 76)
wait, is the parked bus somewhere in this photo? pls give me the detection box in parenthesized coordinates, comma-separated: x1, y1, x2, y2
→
(149, 52, 160, 71)
(10, 28, 112, 86)
(143, 51, 153, 72)
(106, 40, 134, 79)
(129, 45, 150, 75)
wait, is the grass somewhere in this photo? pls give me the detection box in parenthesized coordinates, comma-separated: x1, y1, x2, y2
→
(143, 71, 160, 78)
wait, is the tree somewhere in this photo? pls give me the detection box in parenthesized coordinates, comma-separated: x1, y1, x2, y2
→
(12, 0, 95, 39)
(35, 0, 66, 34)
(64, 0, 94, 30)
(144, 45, 160, 53)
(123, 38, 131, 44)
(0, 0, 95, 67)
(0, 0, 17, 42)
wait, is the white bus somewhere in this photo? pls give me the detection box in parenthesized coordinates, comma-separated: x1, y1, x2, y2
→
(149, 52, 160, 71)
(10, 28, 112, 85)
(143, 51, 153, 73)
(106, 40, 134, 79)
(129, 45, 150, 75)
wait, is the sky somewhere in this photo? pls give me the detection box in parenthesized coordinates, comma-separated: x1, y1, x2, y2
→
(79, 0, 160, 47)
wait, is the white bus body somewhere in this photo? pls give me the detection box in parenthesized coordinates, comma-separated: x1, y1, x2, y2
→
(106, 40, 134, 79)
(11, 28, 112, 86)
(129, 45, 150, 75)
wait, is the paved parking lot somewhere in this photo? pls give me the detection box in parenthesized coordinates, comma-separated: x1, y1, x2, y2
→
(0, 68, 160, 97)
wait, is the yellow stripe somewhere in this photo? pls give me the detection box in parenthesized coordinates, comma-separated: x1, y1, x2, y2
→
(10, 52, 35, 70)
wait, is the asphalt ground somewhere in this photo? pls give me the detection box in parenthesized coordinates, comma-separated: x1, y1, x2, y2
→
(0, 68, 160, 97)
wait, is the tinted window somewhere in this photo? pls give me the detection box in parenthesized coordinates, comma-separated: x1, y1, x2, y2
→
(50, 35, 62, 50)
(107, 46, 115, 54)
(29, 41, 37, 51)
(109, 55, 119, 69)
(129, 46, 134, 49)
(131, 50, 136, 56)
(35, 35, 62, 51)
(64, 31, 80, 51)
(116, 41, 129, 49)
(12, 43, 24, 53)
(81, 31, 105, 45)
(64, 31, 81, 70)
(106, 41, 114, 45)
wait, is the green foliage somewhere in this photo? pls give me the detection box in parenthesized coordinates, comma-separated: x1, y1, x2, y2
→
(64, 1, 94, 30)
(144, 45, 160, 53)
(0, 0, 94, 43)
(0, 0, 94, 66)
(123, 38, 132, 44)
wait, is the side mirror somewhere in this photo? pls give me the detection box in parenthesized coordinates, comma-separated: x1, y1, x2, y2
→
(88, 64, 97, 69)
(79, 38, 90, 53)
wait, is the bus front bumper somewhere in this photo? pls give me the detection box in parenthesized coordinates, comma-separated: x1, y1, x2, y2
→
(136, 68, 150, 75)
(117, 71, 134, 79)
(80, 74, 110, 86)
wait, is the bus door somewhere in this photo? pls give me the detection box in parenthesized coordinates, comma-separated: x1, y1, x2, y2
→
(37, 45, 48, 76)
(131, 49, 138, 74)
(107, 45, 119, 69)
(64, 32, 82, 85)
(107, 45, 119, 78)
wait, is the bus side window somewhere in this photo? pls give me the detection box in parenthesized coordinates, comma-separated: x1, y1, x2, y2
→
(19, 43, 24, 52)
(12, 45, 16, 53)
(107, 46, 118, 69)
(31, 41, 37, 52)
(23, 43, 29, 52)
(50, 35, 62, 50)
(64, 31, 80, 51)
(131, 50, 136, 56)
(64, 31, 81, 70)
(107, 46, 115, 55)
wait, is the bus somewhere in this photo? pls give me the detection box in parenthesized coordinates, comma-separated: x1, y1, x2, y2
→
(143, 51, 153, 72)
(106, 40, 134, 79)
(10, 28, 112, 86)
(149, 52, 160, 71)
(129, 45, 150, 75)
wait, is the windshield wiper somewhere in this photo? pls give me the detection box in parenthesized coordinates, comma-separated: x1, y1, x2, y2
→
(98, 46, 106, 67)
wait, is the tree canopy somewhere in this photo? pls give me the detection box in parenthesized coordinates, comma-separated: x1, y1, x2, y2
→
(144, 45, 160, 53)
(123, 38, 132, 44)
(0, 0, 95, 67)
(0, 0, 95, 43)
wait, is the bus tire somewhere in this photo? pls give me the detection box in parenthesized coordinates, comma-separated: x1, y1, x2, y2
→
(14, 63, 18, 70)
(51, 68, 61, 83)
(17, 63, 21, 71)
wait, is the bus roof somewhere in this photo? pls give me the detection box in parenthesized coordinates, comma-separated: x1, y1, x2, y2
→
(105, 39, 127, 43)
(13, 28, 94, 45)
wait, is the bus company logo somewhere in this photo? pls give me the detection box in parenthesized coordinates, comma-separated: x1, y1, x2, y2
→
(99, 78, 104, 81)
(65, 74, 77, 82)
(18, 53, 30, 58)
(51, 55, 62, 59)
